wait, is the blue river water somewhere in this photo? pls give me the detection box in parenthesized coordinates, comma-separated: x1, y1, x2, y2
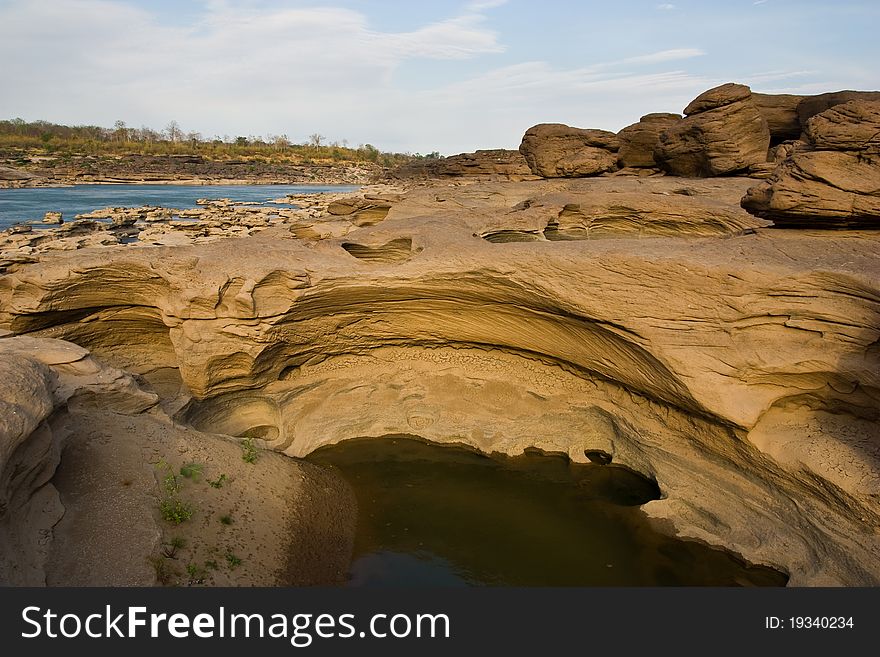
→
(0, 184, 358, 230)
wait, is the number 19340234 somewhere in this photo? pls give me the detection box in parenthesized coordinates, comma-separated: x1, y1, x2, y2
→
(765, 616, 854, 629)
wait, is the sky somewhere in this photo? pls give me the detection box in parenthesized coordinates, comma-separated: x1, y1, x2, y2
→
(0, 0, 877, 154)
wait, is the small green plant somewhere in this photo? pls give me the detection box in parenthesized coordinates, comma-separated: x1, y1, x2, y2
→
(208, 473, 228, 489)
(185, 562, 207, 585)
(241, 437, 259, 464)
(225, 551, 242, 569)
(149, 556, 180, 586)
(156, 459, 194, 524)
(219, 515, 233, 525)
(204, 560, 219, 571)
(156, 460, 181, 495)
(160, 498, 194, 524)
(180, 463, 204, 481)
(161, 536, 186, 558)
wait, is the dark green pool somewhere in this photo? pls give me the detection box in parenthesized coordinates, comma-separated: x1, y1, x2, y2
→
(306, 435, 788, 587)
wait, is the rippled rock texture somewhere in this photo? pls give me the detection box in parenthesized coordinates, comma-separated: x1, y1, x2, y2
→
(1, 174, 878, 585)
(654, 83, 770, 177)
(742, 101, 880, 227)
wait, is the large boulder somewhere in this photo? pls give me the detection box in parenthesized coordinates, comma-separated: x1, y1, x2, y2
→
(519, 123, 619, 177)
(752, 93, 807, 143)
(616, 113, 682, 168)
(741, 100, 880, 228)
(654, 83, 770, 177)
(804, 100, 880, 152)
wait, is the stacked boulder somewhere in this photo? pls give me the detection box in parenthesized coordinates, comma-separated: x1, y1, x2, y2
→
(616, 113, 682, 168)
(741, 100, 880, 228)
(518, 124, 619, 177)
(653, 83, 770, 177)
(515, 84, 879, 183)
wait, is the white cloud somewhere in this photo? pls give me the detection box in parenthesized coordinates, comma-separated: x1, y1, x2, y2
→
(657, 3, 676, 10)
(1, 1, 865, 155)
(619, 48, 705, 65)
(0, 0, 508, 149)
(753, 1, 769, 5)
(466, 0, 509, 11)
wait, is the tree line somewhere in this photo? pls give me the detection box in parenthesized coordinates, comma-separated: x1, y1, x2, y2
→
(0, 118, 427, 166)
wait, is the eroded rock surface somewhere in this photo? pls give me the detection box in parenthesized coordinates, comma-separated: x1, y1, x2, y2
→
(655, 83, 770, 177)
(796, 90, 880, 128)
(617, 113, 682, 168)
(392, 149, 535, 180)
(0, 336, 355, 586)
(742, 100, 880, 227)
(519, 123, 620, 177)
(1, 175, 877, 586)
(752, 93, 807, 143)
(0, 336, 156, 584)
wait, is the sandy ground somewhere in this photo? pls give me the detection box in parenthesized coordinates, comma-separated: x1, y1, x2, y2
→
(44, 401, 356, 587)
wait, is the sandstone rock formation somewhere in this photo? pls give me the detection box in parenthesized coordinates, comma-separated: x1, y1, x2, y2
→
(519, 123, 619, 177)
(654, 83, 770, 177)
(752, 93, 806, 143)
(0, 165, 37, 183)
(616, 113, 682, 168)
(0, 336, 355, 586)
(392, 149, 535, 180)
(796, 90, 880, 128)
(741, 100, 880, 227)
(805, 100, 880, 152)
(1, 174, 878, 586)
(0, 337, 156, 585)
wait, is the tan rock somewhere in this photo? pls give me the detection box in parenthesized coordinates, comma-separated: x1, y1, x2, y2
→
(805, 100, 880, 152)
(0, 165, 35, 181)
(683, 82, 752, 115)
(519, 123, 619, 177)
(752, 93, 807, 142)
(655, 83, 770, 176)
(617, 113, 682, 168)
(0, 175, 878, 587)
(393, 149, 534, 180)
(742, 150, 880, 227)
(796, 90, 880, 127)
(742, 101, 880, 227)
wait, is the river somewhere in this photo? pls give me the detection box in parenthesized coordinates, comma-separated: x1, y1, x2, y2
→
(0, 184, 358, 229)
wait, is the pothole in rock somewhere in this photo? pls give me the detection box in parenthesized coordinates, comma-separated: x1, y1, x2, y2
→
(306, 434, 789, 587)
(341, 237, 417, 264)
(481, 230, 545, 243)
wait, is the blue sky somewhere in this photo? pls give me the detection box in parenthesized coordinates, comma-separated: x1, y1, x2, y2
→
(0, 0, 876, 154)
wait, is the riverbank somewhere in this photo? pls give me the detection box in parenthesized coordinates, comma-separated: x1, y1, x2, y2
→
(0, 184, 402, 268)
(0, 152, 387, 188)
